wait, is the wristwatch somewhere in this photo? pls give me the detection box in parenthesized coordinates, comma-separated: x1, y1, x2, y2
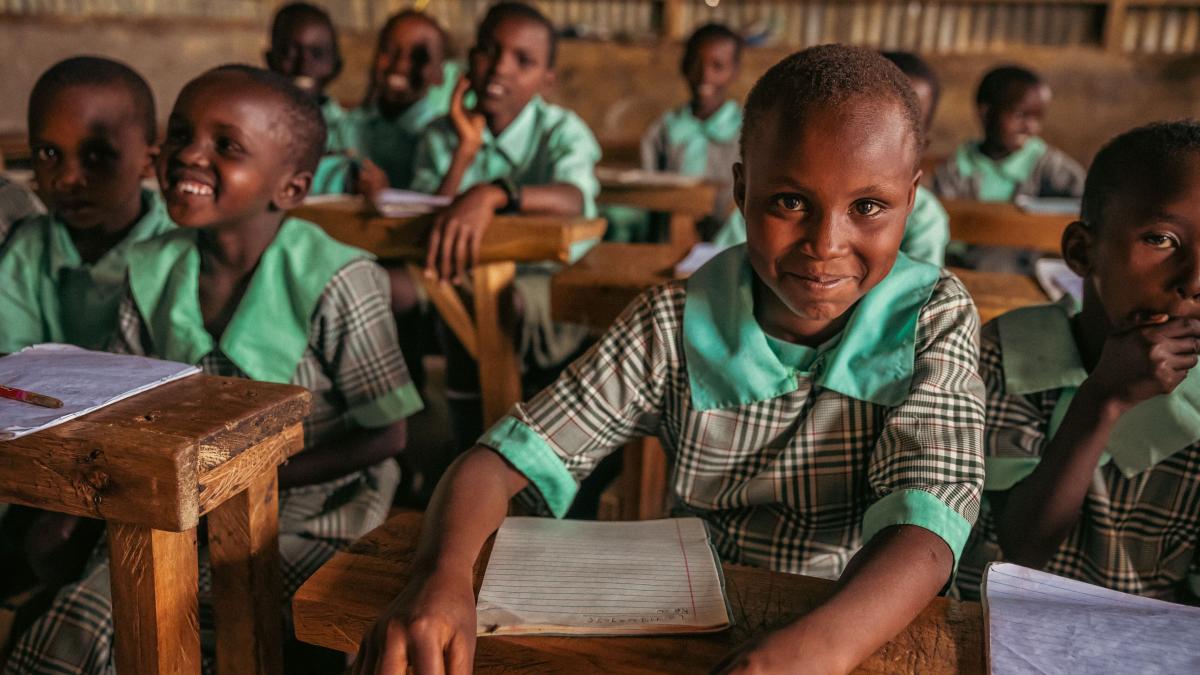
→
(492, 177, 522, 213)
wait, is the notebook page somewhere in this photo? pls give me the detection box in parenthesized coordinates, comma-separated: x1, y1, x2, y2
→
(476, 517, 730, 636)
(984, 563, 1200, 674)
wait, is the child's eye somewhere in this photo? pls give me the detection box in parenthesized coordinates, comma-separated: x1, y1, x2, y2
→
(851, 201, 884, 217)
(774, 195, 805, 212)
(34, 147, 57, 162)
(216, 138, 244, 155)
(1143, 233, 1178, 249)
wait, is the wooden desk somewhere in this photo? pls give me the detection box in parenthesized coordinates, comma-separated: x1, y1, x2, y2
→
(293, 512, 984, 674)
(943, 199, 1075, 254)
(596, 170, 718, 250)
(291, 197, 606, 426)
(0, 375, 310, 675)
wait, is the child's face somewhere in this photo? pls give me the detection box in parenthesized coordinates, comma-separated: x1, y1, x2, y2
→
(468, 16, 554, 123)
(29, 83, 155, 233)
(157, 74, 308, 230)
(684, 38, 739, 112)
(267, 17, 339, 97)
(734, 102, 919, 337)
(1067, 157, 1200, 328)
(374, 16, 445, 110)
(981, 83, 1049, 155)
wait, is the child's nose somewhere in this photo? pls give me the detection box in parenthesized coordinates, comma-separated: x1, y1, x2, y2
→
(1175, 257, 1200, 301)
(802, 212, 849, 258)
(51, 156, 85, 191)
(174, 140, 209, 166)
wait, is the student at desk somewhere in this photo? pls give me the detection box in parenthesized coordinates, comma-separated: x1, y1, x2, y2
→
(6, 66, 423, 674)
(353, 46, 985, 675)
(956, 122, 1200, 604)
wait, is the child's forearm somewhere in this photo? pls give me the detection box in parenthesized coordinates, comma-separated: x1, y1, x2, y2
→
(995, 381, 1125, 567)
(436, 149, 479, 197)
(278, 420, 407, 489)
(519, 184, 584, 215)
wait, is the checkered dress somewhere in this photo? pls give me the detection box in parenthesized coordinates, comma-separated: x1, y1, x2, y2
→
(488, 271, 985, 579)
(5, 259, 413, 675)
(955, 322, 1200, 602)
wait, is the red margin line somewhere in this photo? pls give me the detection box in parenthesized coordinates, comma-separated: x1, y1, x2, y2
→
(675, 519, 697, 617)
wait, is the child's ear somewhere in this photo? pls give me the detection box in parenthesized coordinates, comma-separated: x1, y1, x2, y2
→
(1061, 221, 1094, 278)
(732, 162, 746, 213)
(273, 170, 312, 212)
(907, 169, 921, 212)
(140, 145, 160, 180)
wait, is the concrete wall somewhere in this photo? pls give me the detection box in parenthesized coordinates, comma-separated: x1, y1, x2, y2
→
(2, 14, 1197, 166)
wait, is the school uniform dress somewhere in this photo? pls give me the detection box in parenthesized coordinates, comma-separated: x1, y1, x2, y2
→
(711, 186, 951, 267)
(4, 218, 423, 675)
(955, 302, 1200, 602)
(410, 94, 602, 370)
(0, 189, 173, 353)
(0, 175, 44, 246)
(478, 244, 985, 577)
(932, 137, 1085, 202)
(311, 97, 358, 195)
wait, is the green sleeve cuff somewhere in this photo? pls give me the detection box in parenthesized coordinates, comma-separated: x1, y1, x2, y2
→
(984, 456, 1042, 491)
(349, 381, 424, 428)
(862, 488, 973, 566)
(478, 415, 578, 518)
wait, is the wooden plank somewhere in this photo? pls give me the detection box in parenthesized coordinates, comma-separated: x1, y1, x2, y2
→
(197, 424, 302, 515)
(596, 180, 718, 220)
(943, 199, 1073, 254)
(473, 262, 523, 427)
(413, 267, 479, 360)
(951, 267, 1050, 324)
(293, 512, 985, 674)
(1105, 0, 1131, 51)
(108, 523, 201, 675)
(208, 471, 284, 675)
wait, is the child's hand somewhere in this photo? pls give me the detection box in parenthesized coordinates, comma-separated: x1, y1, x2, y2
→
(449, 76, 486, 158)
(1085, 314, 1200, 411)
(711, 624, 843, 675)
(351, 567, 477, 675)
(425, 183, 508, 281)
(356, 159, 389, 198)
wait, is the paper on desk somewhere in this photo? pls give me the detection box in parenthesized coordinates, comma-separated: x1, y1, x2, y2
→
(476, 517, 731, 636)
(371, 188, 452, 217)
(595, 167, 704, 188)
(674, 243, 721, 277)
(983, 563, 1200, 674)
(0, 344, 200, 441)
(1033, 258, 1084, 305)
(1014, 195, 1081, 215)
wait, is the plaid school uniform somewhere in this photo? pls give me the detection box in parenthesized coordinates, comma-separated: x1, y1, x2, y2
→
(0, 175, 44, 246)
(955, 306, 1200, 602)
(479, 244, 985, 577)
(932, 137, 1086, 202)
(4, 219, 423, 675)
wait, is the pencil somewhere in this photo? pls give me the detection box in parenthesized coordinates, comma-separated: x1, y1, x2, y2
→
(0, 384, 63, 409)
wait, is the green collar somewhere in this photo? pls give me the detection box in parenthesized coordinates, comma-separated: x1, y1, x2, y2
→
(480, 95, 548, 169)
(126, 217, 370, 384)
(361, 62, 462, 136)
(682, 245, 940, 410)
(997, 300, 1200, 476)
(46, 189, 167, 279)
(955, 138, 1047, 201)
(663, 100, 742, 176)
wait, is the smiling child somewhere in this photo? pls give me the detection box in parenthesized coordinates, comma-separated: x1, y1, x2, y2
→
(352, 45, 985, 675)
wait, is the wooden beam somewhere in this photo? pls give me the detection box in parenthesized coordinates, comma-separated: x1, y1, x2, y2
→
(1104, 0, 1131, 51)
(413, 266, 479, 360)
(662, 0, 686, 40)
(197, 424, 302, 515)
(473, 262, 523, 427)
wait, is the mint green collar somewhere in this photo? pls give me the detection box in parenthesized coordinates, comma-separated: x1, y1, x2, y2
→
(682, 245, 941, 410)
(997, 300, 1200, 477)
(481, 95, 546, 169)
(955, 137, 1047, 201)
(663, 100, 742, 176)
(127, 217, 370, 384)
(46, 189, 166, 278)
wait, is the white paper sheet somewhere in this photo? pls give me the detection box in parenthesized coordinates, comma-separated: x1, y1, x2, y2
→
(0, 344, 200, 441)
(984, 563, 1200, 674)
(1014, 195, 1081, 215)
(596, 167, 704, 188)
(1033, 258, 1084, 304)
(476, 517, 731, 636)
(371, 188, 452, 217)
(674, 243, 721, 277)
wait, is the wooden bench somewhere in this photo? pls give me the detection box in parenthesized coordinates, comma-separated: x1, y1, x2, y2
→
(943, 199, 1075, 254)
(596, 169, 719, 250)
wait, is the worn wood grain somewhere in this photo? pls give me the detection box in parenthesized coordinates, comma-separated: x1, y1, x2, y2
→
(108, 523, 201, 675)
(197, 424, 302, 516)
(293, 512, 984, 674)
(944, 199, 1074, 253)
(208, 471, 284, 675)
(951, 267, 1050, 323)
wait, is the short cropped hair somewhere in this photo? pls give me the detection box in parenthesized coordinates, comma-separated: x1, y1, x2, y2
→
(681, 23, 742, 73)
(379, 9, 449, 56)
(741, 44, 923, 169)
(881, 51, 939, 118)
(477, 2, 557, 67)
(975, 65, 1043, 108)
(1082, 120, 1200, 228)
(29, 56, 156, 144)
(271, 2, 341, 62)
(198, 65, 326, 173)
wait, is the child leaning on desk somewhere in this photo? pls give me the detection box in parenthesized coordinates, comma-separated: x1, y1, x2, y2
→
(5, 66, 424, 674)
(352, 45, 986, 675)
(955, 122, 1200, 604)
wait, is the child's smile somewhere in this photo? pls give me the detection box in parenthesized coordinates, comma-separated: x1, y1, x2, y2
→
(985, 83, 1049, 157)
(469, 16, 553, 131)
(374, 15, 444, 112)
(686, 38, 738, 118)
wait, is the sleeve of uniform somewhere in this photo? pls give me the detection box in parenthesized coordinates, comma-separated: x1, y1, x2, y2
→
(639, 116, 667, 172)
(1038, 147, 1088, 199)
(901, 189, 950, 267)
(861, 273, 987, 567)
(931, 155, 971, 201)
(477, 284, 680, 517)
(313, 258, 423, 428)
(408, 122, 454, 195)
(547, 111, 603, 218)
(0, 223, 50, 353)
(976, 321, 1052, 491)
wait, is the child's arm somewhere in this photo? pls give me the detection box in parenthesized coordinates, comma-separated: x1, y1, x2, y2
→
(278, 421, 407, 488)
(433, 77, 486, 198)
(713, 525, 952, 674)
(993, 315, 1200, 567)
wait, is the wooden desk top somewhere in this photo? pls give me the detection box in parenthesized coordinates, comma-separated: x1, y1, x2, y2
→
(293, 512, 984, 674)
(290, 197, 607, 264)
(551, 243, 1049, 332)
(0, 375, 310, 532)
(596, 172, 719, 219)
(943, 199, 1074, 254)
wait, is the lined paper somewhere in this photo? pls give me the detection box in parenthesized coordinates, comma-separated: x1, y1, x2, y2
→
(984, 563, 1200, 674)
(476, 517, 731, 636)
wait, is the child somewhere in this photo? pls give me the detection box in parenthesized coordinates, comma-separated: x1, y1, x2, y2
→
(352, 45, 986, 675)
(0, 56, 170, 354)
(5, 65, 423, 674)
(712, 50, 950, 268)
(933, 65, 1085, 202)
(956, 122, 1200, 603)
(408, 2, 601, 440)
(0, 175, 44, 246)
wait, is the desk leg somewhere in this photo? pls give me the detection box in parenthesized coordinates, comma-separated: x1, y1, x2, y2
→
(208, 472, 283, 675)
(474, 261, 522, 427)
(108, 523, 200, 675)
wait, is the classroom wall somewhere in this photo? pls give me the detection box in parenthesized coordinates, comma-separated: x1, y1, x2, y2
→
(0, 14, 1194, 166)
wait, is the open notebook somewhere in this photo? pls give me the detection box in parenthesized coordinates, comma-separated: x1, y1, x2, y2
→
(475, 517, 731, 636)
(983, 563, 1200, 674)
